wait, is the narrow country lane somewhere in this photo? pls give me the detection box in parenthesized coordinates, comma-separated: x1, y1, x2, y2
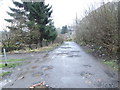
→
(2, 42, 118, 88)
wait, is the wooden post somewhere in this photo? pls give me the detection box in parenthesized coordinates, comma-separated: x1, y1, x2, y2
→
(3, 48, 7, 66)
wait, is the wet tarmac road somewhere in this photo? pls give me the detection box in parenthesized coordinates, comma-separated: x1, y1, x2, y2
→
(2, 42, 118, 88)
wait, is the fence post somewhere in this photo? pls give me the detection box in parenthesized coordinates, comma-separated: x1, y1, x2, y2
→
(3, 48, 7, 66)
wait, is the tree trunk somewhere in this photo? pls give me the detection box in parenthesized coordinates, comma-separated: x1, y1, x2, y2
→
(40, 38, 43, 47)
(52, 41, 54, 44)
(37, 40, 40, 48)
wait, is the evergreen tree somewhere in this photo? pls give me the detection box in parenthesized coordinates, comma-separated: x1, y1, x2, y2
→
(5, 1, 57, 50)
(23, 2, 53, 47)
(44, 22, 57, 45)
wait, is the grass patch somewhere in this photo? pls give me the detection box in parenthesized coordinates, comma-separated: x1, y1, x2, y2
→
(0, 63, 21, 68)
(102, 60, 118, 70)
(0, 59, 25, 62)
(32, 43, 60, 52)
(65, 38, 73, 41)
(0, 71, 11, 77)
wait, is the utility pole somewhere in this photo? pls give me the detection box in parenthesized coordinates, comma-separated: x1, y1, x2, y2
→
(76, 13, 78, 25)
(75, 12, 78, 30)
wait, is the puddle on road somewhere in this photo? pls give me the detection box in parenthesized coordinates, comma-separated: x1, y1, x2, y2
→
(60, 47, 71, 49)
(63, 43, 69, 46)
(77, 71, 93, 78)
(56, 51, 81, 57)
(56, 52, 69, 55)
(83, 65, 92, 68)
(71, 51, 80, 53)
(68, 55, 81, 57)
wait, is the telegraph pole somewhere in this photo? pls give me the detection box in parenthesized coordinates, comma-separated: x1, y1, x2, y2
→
(75, 12, 78, 30)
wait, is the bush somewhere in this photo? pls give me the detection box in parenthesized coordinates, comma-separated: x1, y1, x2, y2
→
(75, 2, 118, 59)
(1, 46, 22, 52)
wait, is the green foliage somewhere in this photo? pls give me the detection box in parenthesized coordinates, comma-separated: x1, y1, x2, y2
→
(0, 59, 25, 62)
(44, 24, 57, 43)
(102, 60, 118, 70)
(61, 25, 68, 34)
(0, 63, 21, 68)
(65, 38, 73, 41)
(4, 19, 13, 22)
(24, 2, 53, 47)
(13, 1, 23, 8)
(3, 1, 57, 51)
(0, 71, 11, 77)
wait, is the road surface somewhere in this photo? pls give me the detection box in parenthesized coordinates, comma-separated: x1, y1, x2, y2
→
(2, 42, 118, 88)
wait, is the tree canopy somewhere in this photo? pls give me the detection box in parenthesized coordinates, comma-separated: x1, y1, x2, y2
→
(4, 1, 57, 50)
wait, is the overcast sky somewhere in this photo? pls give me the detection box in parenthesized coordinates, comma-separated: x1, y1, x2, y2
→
(0, 0, 113, 31)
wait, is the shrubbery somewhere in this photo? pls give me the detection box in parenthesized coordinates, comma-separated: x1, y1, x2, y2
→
(75, 2, 119, 59)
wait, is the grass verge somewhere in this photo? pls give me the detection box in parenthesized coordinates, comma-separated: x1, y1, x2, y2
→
(0, 59, 25, 62)
(10, 43, 61, 54)
(30, 43, 60, 52)
(65, 38, 73, 41)
(102, 60, 118, 71)
(0, 71, 11, 77)
(0, 63, 21, 68)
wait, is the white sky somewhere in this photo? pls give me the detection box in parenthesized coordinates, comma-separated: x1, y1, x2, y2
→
(0, 0, 113, 31)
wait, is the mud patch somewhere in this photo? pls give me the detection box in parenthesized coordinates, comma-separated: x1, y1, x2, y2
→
(32, 72, 44, 77)
(31, 66, 37, 69)
(41, 66, 53, 71)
